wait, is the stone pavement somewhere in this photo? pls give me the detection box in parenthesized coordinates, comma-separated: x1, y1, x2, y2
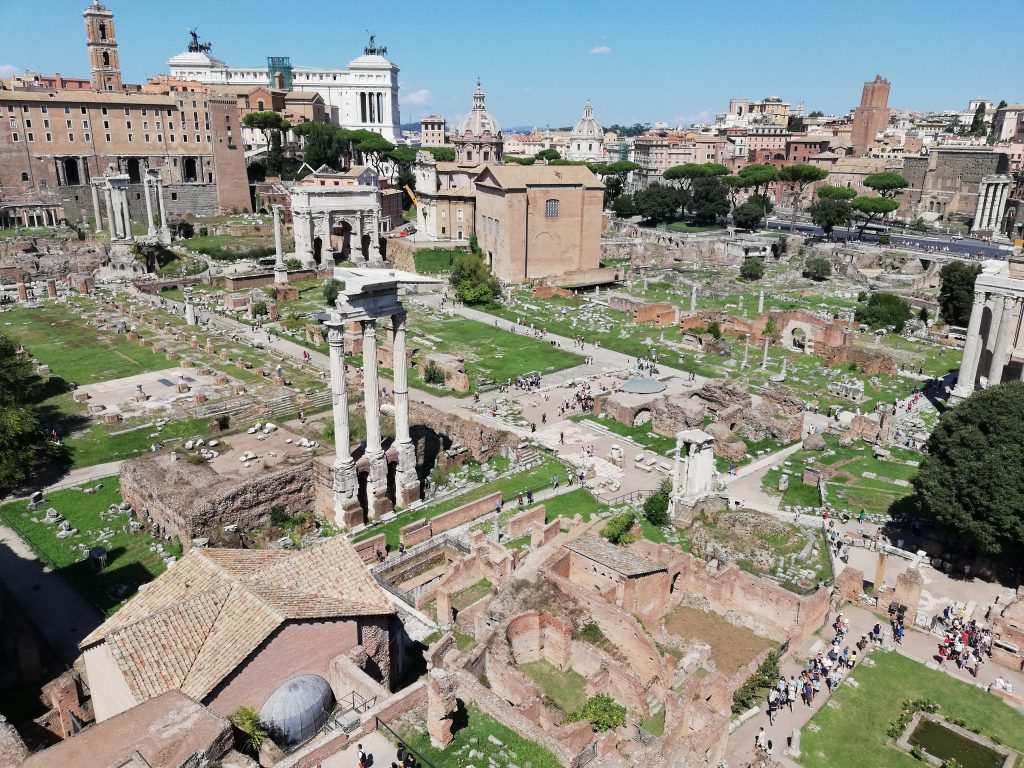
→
(318, 729, 393, 768)
(0, 525, 103, 667)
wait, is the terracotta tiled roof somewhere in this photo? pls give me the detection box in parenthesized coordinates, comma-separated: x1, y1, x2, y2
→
(81, 537, 393, 703)
(476, 164, 604, 190)
(565, 534, 666, 577)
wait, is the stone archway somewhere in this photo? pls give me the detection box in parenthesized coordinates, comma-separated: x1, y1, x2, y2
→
(313, 236, 322, 265)
(633, 409, 652, 427)
(790, 326, 808, 351)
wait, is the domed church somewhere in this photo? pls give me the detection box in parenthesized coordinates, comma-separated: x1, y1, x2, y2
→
(566, 101, 605, 161)
(451, 80, 504, 166)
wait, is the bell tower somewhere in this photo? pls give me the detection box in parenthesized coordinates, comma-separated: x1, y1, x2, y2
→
(83, 1, 123, 92)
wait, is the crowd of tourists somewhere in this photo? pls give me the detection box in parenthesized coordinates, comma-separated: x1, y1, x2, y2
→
(936, 606, 993, 677)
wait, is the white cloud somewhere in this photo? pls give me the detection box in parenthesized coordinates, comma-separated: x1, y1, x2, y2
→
(0, 64, 20, 79)
(401, 88, 431, 105)
(589, 46, 612, 55)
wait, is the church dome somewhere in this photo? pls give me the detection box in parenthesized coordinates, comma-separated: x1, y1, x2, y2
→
(456, 80, 502, 137)
(571, 101, 604, 141)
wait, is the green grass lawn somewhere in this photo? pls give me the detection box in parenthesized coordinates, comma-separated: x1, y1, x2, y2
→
(408, 310, 584, 391)
(3, 303, 180, 385)
(800, 651, 1024, 768)
(353, 454, 568, 549)
(641, 706, 666, 736)
(519, 658, 587, 714)
(179, 232, 277, 261)
(540, 487, 605, 522)
(0, 478, 178, 615)
(412, 247, 461, 273)
(396, 702, 561, 768)
(65, 415, 214, 468)
(666, 222, 727, 233)
(574, 414, 677, 455)
(450, 578, 492, 611)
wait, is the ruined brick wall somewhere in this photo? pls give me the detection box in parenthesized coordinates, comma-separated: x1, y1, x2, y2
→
(820, 344, 896, 375)
(533, 285, 579, 300)
(634, 541, 831, 643)
(431, 492, 501, 535)
(120, 454, 315, 547)
(399, 518, 431, 547)
(222, 269, 319, 291)
(409, 402, 517, 462)
(504, 612, 571, 669)
(531, 519, 562, 548)
(507, 505, 546, 539)
(634, 303, 675, 323)
(353, 533, 387, 563)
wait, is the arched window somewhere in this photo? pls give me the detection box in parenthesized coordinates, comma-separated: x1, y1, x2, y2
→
(545, 199, 560, 218)
(98, 22, 107, 40)
(21, 172, 29, 181)
(257, 100, 264, 110)
(101, 51, 110, 67)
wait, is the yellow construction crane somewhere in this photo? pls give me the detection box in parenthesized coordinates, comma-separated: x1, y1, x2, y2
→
(403, 184, 417, 206)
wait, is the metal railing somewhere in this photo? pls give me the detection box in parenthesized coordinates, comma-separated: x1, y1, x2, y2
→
(572, 740, 598, 768)
(598, 488, 659, 506)
(375, 716, 438, 768)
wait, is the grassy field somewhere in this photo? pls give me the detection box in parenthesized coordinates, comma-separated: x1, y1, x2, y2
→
(762, 435, 918, 517)
(3, 303, 178, 385)
(800, 651, 1024, 768)
(179, 232, 277, 261)
(540, 488, 606, 522)
(354, 454, 569, 549)
(666, 222, 727, 233)
(412, 248, 461, 273)
(0, 478, 178, 615)
(664, 605, 774, 677)
(408, 310, 584, 391)
(396, 702, 561, 768)
(450, 578, 492, 611)
(520, 658, 587, 714)
(64, 415, 214, 468)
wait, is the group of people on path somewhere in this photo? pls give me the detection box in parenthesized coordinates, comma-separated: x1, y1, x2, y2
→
(936, 606, 992, 678)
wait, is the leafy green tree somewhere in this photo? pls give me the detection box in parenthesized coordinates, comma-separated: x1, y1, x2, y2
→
(764, 318, 779, 337)
(706, 321, 722, 339)
(808, 110, 824, 118)
(803, 257, 832, 282)
(0, 335, 70, 507)
(230, 706, 268, 756)
(293, 121, 341, 169)
(243, 111, 289, 147)
(810, 198, 853, 236)
(938, 261, 982, 326)
(855, 292, 912, 332)
(419, 146, 456, 162)
(779, 164, 829, 231)
(688, 177, 730, 225)
(252, 301, 267, 317)
(569, 695, 627, 732)
(504, 155, 536, 165)
(322, 278, 342, 306)
(387, 146, 418, 184)
(600, 510, 636, 544)
(740, 256, 765, 281)
(919, 306, 929, 323)
(664, 162, 728, 190)
(355, 133, 396, 176)
(450, 251, 499, 305)
(817, 185, 857, 201)
(633, 183, 685, 223)
(787, 115, 806, 132)
(733, 201, 764, 231)
(737, 164, 780, 197)
(863, 171, 908, 199)
(913, 382, 1024, 555)
(535, 148, 561, 162)
(851, 196, 899, 238)
(611, 194, 636, 218)
(968, 102, 988, 136)
(643, 479, 672, 526)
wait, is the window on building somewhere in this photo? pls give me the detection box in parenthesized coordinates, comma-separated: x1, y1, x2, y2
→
(82, 119, 89, 129)
(127, 134, 132, 142)
(22, 105, 28, 113)
(27, 132, 33, 142)
(21, 172, 28, 181)
(7, 117, 14, 128)
(466, 150, 473, 161)
(98, 21, 106, 40)
(11, 132, 18, 142)
(43, 119, 49, 128)
(143, 121, 148, 129)
(170, 135, 175, 142)
(157, 134, 162, 142)
(68, 133, 74, 142)
(124, 107, 130, 116)
(144, 134, 149, 142)
(45, 132, 51, 142)
(545, 199, 560, 218)
(66, 119, 72, 128)
(457, 209, 463, 222)
(104, 133, 111, 142)
(126, 121, 132, 130)
(5, 105, 11, 113)
(257, 100, 264, 110)
(84, 133, 90, 142)
(24, 119, 31, 128)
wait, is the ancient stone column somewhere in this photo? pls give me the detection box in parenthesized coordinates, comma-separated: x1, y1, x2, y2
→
(690, 284, 697, 314)
(143, 179, 156, 238)
(362, 319, 392, 519)
(988, 295, 1015, 386)
(90, 182, 103, 233)
(273, 205, 288, 286)
(758, 290, 765, 314)
(392, 313, 420, 506)
(952, 290, 986, 399)
(16, 282, 28, 302)
(761, 337, 770, 369)
(874, 551, 888, 592)
(296, 211, 316, 268)
(326, 316, 362, 528)
(183, 288, 197, 326)
(155, 179, 171, 245)
(119, 189, 132, 240)
(427, 668, 457, 749)
(103, 186, 117, 240)
(46, 280, 57, 299)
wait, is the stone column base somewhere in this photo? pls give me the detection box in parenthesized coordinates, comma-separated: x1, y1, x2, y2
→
(363, 451, 393, 520)
(313, 456, 364, 529)
(393, 440, 420, 508)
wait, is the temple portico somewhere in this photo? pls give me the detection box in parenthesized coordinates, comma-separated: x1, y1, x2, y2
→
(951, 257, 1024, 402)
(668, 429, 723, 524)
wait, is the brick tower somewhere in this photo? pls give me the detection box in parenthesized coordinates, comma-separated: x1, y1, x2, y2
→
(83, 1, 123, 92)
(851, 75, 890, 157)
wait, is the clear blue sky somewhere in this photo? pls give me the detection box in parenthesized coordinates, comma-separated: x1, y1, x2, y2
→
(1, 0, 1021, 129)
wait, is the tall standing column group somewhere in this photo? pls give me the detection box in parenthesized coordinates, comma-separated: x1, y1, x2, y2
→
(327, 310, 420, 527)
